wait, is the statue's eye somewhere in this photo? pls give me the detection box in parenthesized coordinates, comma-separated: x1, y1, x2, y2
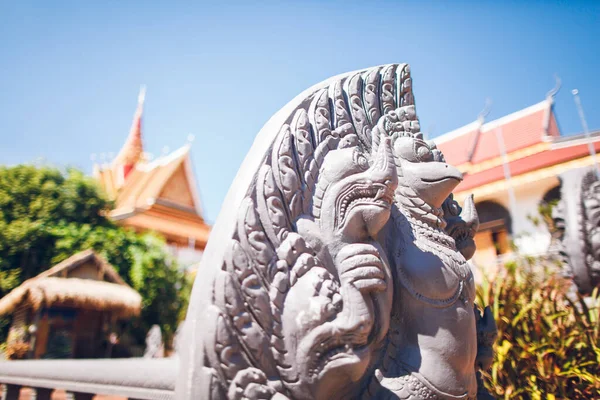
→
(450, 202, 460, 216)
(415, 141, 433, 162)
(357, 155, 369, 170)
(353, 149, 370, 170)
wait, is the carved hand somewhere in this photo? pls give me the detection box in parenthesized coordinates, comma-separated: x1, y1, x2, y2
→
(335, 242, 393, 343)
(227, 368, 277, 400)
(336, 243, 387, 292)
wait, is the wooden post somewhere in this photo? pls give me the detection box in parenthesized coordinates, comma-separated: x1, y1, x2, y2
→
(69, 392, 94, 400)
(2, 385, 21, 400)
(104, 314, 117, 358)
(28, 308, 42, 359)
(35, 388, 53, 400)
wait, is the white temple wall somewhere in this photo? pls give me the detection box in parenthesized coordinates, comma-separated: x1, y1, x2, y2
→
(510, 178, 556, 256)
(166, 244, 204, 270)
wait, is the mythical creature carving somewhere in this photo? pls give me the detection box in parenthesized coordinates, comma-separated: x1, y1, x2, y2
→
(176, 64, 496, 400)
(552, 167, 600, 294)
(443, 194, 479, 262)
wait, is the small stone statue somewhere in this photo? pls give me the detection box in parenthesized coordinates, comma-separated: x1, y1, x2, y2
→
(176, 64, 497, 399)
(552, 167, 600, 294)
(144, 325, 164, 359)
(172, 321, 185, 356)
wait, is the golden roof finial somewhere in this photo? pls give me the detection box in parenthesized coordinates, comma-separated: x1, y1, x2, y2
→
(138, 85, 146, 105)
(113, 85, 146, 175)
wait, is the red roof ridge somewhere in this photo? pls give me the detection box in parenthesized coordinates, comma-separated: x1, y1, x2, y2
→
(434, 99, 550, 145)
(480, 100, 549, 133)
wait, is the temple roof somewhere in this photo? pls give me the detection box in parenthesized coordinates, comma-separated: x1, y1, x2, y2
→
(95, 145, 210, 249)
(434, 96, 600, 198)
(111, 145, 201, 217)
(435, 100, 559, 168)
(93, 89, 210, 249)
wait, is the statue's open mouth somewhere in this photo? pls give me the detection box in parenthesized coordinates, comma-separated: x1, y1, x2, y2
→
(306, 332, 370, 378)
(336, 182, 394, 228)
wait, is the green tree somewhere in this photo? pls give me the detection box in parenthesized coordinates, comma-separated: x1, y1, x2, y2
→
(0, 164, 187, 347)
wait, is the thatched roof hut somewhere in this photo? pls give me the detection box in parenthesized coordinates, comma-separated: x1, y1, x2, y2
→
(0, 250, 141, 318)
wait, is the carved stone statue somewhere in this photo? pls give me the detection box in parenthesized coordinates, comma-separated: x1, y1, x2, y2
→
(144, 324, 164, 359)
(552, 167, 600, 294)
(176, 64, 496, 400)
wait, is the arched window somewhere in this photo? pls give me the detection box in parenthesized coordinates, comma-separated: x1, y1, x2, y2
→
(473, 201, 512, 266)
(476, 200, 513, 235)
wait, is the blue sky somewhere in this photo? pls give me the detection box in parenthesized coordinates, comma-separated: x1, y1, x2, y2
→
(1, 1, 599, 222)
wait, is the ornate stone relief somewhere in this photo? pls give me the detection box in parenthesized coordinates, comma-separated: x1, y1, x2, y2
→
(176, 64, 496, 400)
(553, 167, 600, 294)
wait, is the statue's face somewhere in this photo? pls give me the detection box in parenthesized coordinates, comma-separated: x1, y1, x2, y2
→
(443, 195, 479, 260)
(281, 134, 397, 399)
(317, 134, 398, 243)
(282, 267, 370, 398)
(393, 136, 463, 209)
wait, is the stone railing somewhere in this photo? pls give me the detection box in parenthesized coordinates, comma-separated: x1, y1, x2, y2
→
(0, 358, 177, 400)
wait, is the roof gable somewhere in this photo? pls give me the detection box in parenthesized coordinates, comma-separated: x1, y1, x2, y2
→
(39, 249, 126, 286)
(158, 163, 196, 210)
(110, 145, 204, 218)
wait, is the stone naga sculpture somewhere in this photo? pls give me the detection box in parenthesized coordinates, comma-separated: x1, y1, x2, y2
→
(176, 64, 496, 400)
(552, 167, 600, 294)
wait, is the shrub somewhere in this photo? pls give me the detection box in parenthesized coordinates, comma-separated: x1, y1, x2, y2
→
(477, 256, 600, 399)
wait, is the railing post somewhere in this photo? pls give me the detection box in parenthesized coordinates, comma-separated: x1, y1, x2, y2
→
(68, 393, 94, 400)
(35, 388, 54, 400)
(2, 385, 21, 400)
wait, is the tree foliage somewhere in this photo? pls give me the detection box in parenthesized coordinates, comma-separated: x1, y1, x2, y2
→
(0, 164, 187, 346)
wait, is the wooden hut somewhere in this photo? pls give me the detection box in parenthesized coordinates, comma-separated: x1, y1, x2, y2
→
(0, 250, 141, 359)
